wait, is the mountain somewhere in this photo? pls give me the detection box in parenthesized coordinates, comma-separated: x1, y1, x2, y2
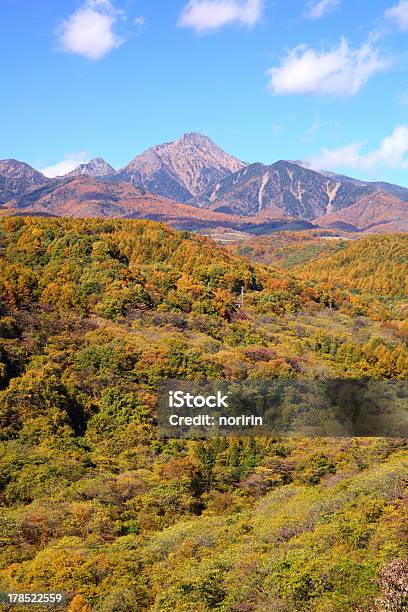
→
(5, 175, 312, 232)
(115, 132, 245, 202)
(66, 157, 115, 178)
(316, 168, 408, 202)
(5, 175, 245, 229)
(372, 181, 408, 202)
(190, 160, 386, 220)
(0, 159, 48, 204)
(316, 191, 408, 233)
(1, 136, 407, 235)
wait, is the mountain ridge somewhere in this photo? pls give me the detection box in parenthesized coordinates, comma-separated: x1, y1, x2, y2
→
(316, 190, 408, 233)
(1, 134, 407, 233)
(6, 175, 310, 232)
(189, 160, 402, 221)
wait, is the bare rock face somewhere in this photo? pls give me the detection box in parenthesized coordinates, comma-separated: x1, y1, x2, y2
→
(66, 157, 115, 178)
(116, 133, 245, 201)
(0, 159, 48, 204)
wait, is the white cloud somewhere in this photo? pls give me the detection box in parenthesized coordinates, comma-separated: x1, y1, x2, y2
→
(40, 152, 89, 178)
(134, 16, 146, 26)
(178, 0, 263, 32)
(304, 0, 340, 20)
(57, 0, 123, 60)
(267, 38, 389, 97)
(385, 0, 408, 31)
(309, 126, 408, 171)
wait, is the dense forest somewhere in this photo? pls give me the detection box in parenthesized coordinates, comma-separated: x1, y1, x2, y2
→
(297, 234, 408, 298)
(0, 217, 407, 611)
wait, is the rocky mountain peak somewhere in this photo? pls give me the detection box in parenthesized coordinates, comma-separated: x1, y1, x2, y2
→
(2, 136, 408, 233)
(0, 159, 48, 204)
(0, 159, 46, 179)
(66, 157, 115, 178)
(177, 132, 214, 146)
(116, 133, 246, 201)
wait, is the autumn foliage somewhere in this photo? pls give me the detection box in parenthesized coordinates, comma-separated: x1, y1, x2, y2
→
(0, 217, 406, 610)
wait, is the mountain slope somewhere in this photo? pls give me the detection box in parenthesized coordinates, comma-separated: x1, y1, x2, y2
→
(4, 175, 263, 230)
(372, 181, 408, 202)
(317, 168, 408, 200)
(0, 217, 406, 611)
(0, 159, 48, 204)
(191, 160, 381, 219)
(226, 230, 351, 269)
(297, 233, 408, 296)
(316, 191, 408, 233)
(66, 157, 115, 178)
(1, 136, 407, 235)
(116, 132, 245, 201)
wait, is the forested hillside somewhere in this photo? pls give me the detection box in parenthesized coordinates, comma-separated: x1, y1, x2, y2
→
(227, 230, 350, 269)
(0, 218, 407, 611)
(297, 234, 408, 297)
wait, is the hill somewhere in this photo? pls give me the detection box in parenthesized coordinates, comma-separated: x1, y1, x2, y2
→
(0, 217, 407, 610)
(226, 230, 352, 268)
(0, 217, 406, 610)
(297, 234, 408, 297)
(4, 175, 245, 229)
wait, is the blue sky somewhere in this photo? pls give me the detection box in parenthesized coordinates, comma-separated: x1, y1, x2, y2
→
(1, 0, 408, 185)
